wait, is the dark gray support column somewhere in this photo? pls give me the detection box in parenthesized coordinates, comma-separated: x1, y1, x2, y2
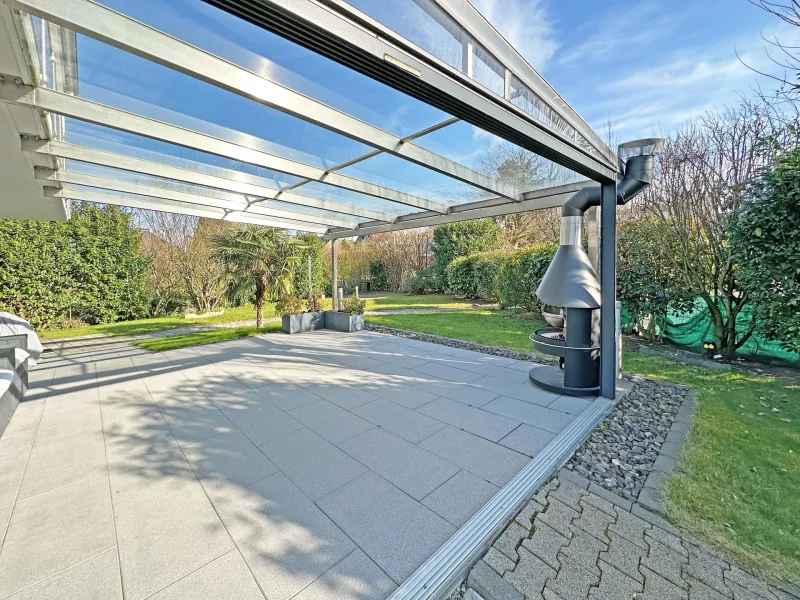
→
(599, 182, 617, 399)
(331, 239, 339, 311)
(586, 206, 599, 272)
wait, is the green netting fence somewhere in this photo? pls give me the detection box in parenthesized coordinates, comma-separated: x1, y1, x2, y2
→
(622, 298, 800, 367)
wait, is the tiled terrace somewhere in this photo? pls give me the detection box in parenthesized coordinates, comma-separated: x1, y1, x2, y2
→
(0, 330, 594, 600)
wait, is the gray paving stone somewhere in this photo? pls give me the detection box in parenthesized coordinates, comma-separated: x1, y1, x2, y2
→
(255, 381, 323, 411)
(414, 379, 500, 408)
(288, 400, 375, 444)
(548, 395, 594, 415)
(154, 395, 236, 444)
(218, 395, 304, 446)
(659, 441, 683, 459)
(148, 550, 264, 600)
(573, 502, 615, 543)
(725, 566, 776, 599)
(558, 468, 590, 490)
(470, 560, 524, 600)
(339, 428, 459, 500)
(559, 529, 607, 576)
(685, 545, 733, 598)
(638, 486, 667, 517)
(494, 522, 530, 562)
(515, 499, 545, 529)
(0, 474, 116, 598)
(503, 548, 556, 600)
(291, 549, 397, 600)
(600, 532, 646, 583)
(317, 471, 454, 584)
(358, 380, 439, 409)
(416, 398, 520, 442)
(419, 427, 530, 487)
(305, 382, 380, 410)
(353, 398, 446, 443)
(642, 537, 689, 590)
(114, 477, 234, 600)
(465, 587, 487, 600)
(414, 361, 484, 384)
(217, 472, 355, 600)
(180, 430, 279, 501)
(687, 576, 733, 600)
(499, 425, 558, 458)
(546, 557, 599, 599)
(484, 547, 517, 576)
(587, 482, 633, 512)
(521, 520, 569, 570)
(537, 498, 580, 539)
(638, 567, 689, 600)
(549, 479, 587, 511)
(3, 548, 122, 600)
(470, 376, 560, 406)
(666, 429, 688, 445)
(590, 560, 643, 600)
(422, 470, 499, 527)
(653, 454, 679, 474)
(483, 397, 575, 434)
(646, 526, 688, 557)
(631, 505, 676, 537)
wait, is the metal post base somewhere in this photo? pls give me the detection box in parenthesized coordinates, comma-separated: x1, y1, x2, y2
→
(529, 365, 600, 397)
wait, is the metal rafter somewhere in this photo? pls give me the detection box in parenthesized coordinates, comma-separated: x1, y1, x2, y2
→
(22, 138, 399, 222)
(43, 187, 329, 232)
(323, 181, 586, 239)
(0, 81, 453, 214)
(2, 0, 518, 200)
(34, 169, 359, 228)
(201, 0, 618, 182)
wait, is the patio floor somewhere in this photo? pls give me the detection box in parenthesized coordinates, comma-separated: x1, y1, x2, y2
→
(0, 329, 593, 600)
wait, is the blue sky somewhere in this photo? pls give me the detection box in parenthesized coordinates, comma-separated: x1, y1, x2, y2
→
(64, 0, 793, 201)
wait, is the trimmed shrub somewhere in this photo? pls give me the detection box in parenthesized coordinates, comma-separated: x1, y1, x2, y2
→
(446, 256, 476, 298)
(432, 219, 502, 289)
(410, 266, 437, 294)
(498, 243, 557, 311)
(472, 251, 512, 302)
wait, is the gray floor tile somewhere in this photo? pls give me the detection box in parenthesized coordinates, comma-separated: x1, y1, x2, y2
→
(499, 424, 558, 457)
(418, 427, 530, 486)
(317, 471, 455, 584)
(413, 362, 483, 384)
(304, 383, 379, 410)
(33, 406, 103, 448)
(422, 470, 499, 527)
(0, 435, 35, 480)
(288, 400, 375, 445)
(256, 381, 322, 411)
(0, 474, 116, 598)
(5, 548, 122, 600)
(219, 396, 304, 446)
(413, 379, 499, 408)
(0, 473, 22, 549)
(261, 428, 367, 500)
(416, 398, 520, 442)
(218, 360, 287, 389)
(363, 363, 435, 385)
(548, 395, 594, 416)
(156, 395, 236, 444)
(215, 473, 355, 600)
(338, 428, 458, 500)
(469, 376, 560, 406)
(483, 397, 576, 434)
(148, 550, 264, 600)
(352, 399, 446, 443)
(356, 380, 438, 409)
(114, 477, 234, 600)
(292, 550, 397, 600)
(179, 430, 279, 501)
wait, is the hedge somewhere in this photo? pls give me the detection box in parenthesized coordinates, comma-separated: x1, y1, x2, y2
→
(498, 243, 557, 310)
(432, 219, 502, 289)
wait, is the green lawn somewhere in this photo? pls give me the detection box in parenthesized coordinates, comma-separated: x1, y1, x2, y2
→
(38, 293, 480, 341)
(133, 323, 281, 352)
(365, 310, 800, 582)
(366, 310, 545, 351)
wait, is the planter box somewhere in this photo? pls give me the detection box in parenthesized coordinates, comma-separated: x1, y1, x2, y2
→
(282, 311, 325, 334)
(323, 311, 364, 333)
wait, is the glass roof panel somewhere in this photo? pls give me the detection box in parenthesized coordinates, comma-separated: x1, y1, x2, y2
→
(414, 121, 585, 193)
(298, 182, 419, 217)
(94, 0, 448, 138)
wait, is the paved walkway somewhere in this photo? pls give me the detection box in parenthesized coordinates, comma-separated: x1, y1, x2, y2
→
(468, 474, 797, 600)
(0, 330, 587, 600)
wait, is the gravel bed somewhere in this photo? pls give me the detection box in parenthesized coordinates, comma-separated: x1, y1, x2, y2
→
(565, 376, 688, 499)
(365, 324, 556, 365)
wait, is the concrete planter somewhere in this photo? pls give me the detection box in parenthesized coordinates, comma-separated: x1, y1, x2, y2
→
(323, 311, 364, 333)
(282, 311, 325, 334)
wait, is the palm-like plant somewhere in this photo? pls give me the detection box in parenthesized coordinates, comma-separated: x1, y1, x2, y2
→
(212, 225, 305, 327)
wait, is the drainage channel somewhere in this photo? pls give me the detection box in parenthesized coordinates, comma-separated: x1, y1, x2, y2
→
(388, 397, 614, 600)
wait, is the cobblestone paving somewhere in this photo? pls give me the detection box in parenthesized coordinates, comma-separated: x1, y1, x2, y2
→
(467, 474, 798, 600)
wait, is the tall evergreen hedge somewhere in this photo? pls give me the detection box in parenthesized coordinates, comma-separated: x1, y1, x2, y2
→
(432, 219, 502, 290)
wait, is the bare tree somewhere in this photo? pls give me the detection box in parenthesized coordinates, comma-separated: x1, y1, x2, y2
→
(744, 0, 800, 91)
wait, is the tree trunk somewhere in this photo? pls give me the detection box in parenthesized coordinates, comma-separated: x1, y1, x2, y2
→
(255, 292, 264, 328)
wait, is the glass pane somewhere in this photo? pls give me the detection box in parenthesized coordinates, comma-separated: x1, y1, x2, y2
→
(473, 45, 504, 97)
(299, 181, 419, 217)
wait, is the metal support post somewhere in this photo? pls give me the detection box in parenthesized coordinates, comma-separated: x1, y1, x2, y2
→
(599, 182, 617, 399)
(331, 239, 338, 311)
(586, 206, 599, 272)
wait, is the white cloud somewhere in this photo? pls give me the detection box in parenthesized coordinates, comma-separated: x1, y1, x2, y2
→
(469, 0, 559, 70)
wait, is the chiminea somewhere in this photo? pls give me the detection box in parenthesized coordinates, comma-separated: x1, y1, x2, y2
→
(529, 141, 661, 396)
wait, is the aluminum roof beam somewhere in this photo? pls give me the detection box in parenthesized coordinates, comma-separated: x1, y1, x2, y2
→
(0, 80, 452, 214)
(22, 138, 400, 223)
(43, 187, 329, 233)
(3, 0, 517, 200)
(201, 0, 618, 183)
(34, 169, 359, 228)
(324, 181, 587, 239)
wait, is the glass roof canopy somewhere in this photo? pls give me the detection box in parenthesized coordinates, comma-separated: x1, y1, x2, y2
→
(0, 0, 618, 238)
